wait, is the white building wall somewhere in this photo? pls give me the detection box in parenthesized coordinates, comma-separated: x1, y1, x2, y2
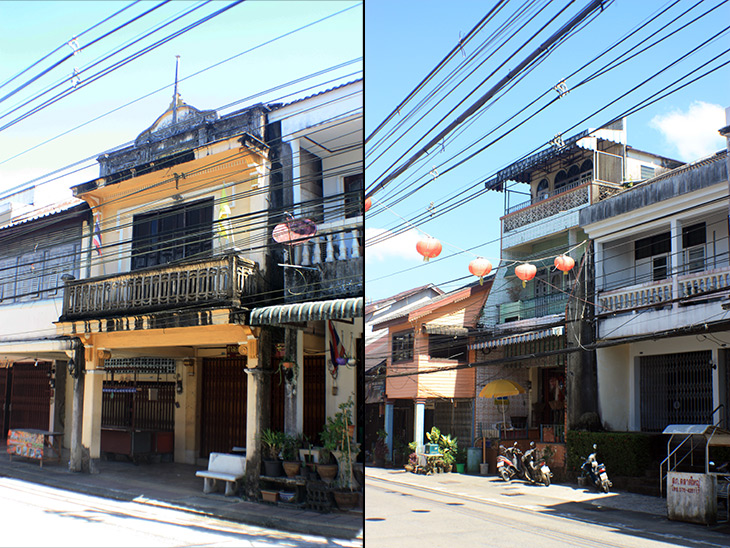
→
(596, 345, 630, 431)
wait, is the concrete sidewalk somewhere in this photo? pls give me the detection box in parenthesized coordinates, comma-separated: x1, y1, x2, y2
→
(0, 448, 363, 541)
(366, 465, 667, 517)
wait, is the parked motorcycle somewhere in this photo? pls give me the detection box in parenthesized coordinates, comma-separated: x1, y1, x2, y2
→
(497, 443, 521, 482)
(522, 441, 552, 486)
(580, 444, 612, 493)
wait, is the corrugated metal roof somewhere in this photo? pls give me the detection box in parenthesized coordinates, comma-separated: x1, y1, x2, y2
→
(469, 326, 564, 350)
(0, 198, 86, 231)
(249, 297, 362, 325)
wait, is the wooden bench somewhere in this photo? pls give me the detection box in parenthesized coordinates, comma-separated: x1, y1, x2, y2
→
(196, 452, 246, 496)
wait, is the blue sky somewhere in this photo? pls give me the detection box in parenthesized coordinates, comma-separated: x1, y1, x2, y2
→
(365, 0, 729, 302)
(0, 1, 362, 202)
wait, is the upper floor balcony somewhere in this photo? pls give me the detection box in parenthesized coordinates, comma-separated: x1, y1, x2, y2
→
(597, 265, 730, 315)
(283, 217, 363, 302)
(502, 179, 623, 234)
(60, 252, 258, 321)
(499, 292, 567, 324)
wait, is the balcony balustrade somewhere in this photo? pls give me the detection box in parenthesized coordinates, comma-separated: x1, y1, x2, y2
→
(61, 252, 257, 320)
(502, 181, 623, 233)
(286, 218, 362, 267)
(597, 266, 730, 314)
(282, 218, 363, 302)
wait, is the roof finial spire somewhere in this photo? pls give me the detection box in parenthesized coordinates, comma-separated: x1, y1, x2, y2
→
(172, 55, 180, 125)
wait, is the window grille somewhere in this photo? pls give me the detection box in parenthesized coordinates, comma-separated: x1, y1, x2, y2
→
(392, 330, 414, 363)
(639, 351, 713, 432)
(104, 357, 176, 375)
(640, 165, 655, 180)
(433, 399, 473, 446)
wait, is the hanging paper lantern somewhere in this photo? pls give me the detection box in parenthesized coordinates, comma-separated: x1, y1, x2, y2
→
(468, 257, 492, 285)
(515, 263, 537, 287)
(554, 254, 575, 275)
(364, 197, 372, 213)
(416, 236, 442, 262)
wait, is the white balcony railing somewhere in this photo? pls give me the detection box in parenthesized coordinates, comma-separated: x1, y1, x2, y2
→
(597, 266, 730, 314)
(288, 219, 362, 267)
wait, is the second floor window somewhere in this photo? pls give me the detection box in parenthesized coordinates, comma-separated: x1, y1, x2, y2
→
(392, 330, 414, 363)
(635, 232, 670, 282)
(428, 334, 467, 361)
(344, 173, 364, 218)
(131, 198, 213, 270)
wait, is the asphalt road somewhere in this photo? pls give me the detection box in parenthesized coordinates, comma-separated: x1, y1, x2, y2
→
(0, 477, 361, 547)
(365, 473, 730, 548)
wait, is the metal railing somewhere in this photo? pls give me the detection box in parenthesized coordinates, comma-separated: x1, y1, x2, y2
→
(62, 252, 257, 320)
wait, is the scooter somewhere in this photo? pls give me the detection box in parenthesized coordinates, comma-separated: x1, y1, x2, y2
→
(522, 441, 552, 486)
(497, 443, 521, 482)
(580, 444, 612, 493)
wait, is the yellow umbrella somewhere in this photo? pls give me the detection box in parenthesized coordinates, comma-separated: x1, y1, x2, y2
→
(478, 379, 526, 430)
(478, 379, 526, 399)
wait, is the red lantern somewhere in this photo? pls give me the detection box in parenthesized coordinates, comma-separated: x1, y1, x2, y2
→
(468, 257, 492, 285)
(416, 236, 442, 262)
(364, 197, 372, 213)
(554, 254, 575, 275)
(515, 263, 537, 287)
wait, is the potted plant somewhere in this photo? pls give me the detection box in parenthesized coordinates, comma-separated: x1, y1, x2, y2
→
(261, 428, 285, 477)
(276, 356, 298, 386)
(329, 397, 360, 510)
(317, 416, 340, 482)
(281, 433, 301, 478)
(373, 429, 388, 467)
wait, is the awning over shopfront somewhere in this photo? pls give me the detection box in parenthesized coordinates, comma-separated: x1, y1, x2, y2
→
(469, 325, 564, 350)
(249, 297, 363, 325)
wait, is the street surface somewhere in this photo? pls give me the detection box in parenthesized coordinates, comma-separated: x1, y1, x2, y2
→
(366, 471, 730, 548)
(0, 477, 361, 547)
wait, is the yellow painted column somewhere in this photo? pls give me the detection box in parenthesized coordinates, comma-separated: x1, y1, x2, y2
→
(81, 346, 106, 471)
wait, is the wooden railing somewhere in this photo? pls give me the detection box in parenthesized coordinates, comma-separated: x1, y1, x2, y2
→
(598, 266, 730, 313)
(61, 253, 257, 320)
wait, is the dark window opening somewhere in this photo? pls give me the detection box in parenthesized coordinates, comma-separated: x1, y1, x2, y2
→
(344, 173, 363, 219)
(428, 334, 467, 361)
(392, 330, 414, 363)
(131, 198, 213, 270)
(635, 232, 671, 261)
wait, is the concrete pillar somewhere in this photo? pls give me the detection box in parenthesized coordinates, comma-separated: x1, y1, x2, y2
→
(671, 218, 680, 309)
(284, 327, 297, 436)
(414, 399, 426, 448)
(68, 339, 85, 473)
(81, 346, 104, 473)
(244, 328, 270, 497)
(384, 400, 394, 462)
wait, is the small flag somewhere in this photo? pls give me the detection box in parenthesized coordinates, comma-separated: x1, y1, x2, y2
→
(328, 320, 347, 366)
(217, 186, 234, 245)
(93, 214, 102, 255)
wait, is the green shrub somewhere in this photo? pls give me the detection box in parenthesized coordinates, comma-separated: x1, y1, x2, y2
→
(567, 431, 651, 477)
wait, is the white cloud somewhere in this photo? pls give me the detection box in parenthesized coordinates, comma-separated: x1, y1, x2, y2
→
(650, 101, 725, 162)
(365, 227, 421, 263)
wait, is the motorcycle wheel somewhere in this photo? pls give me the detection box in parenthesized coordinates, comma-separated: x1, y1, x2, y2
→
(600, 479, 610, 493)
(542, 474, 550, 487)
(499, 468, 511, 482)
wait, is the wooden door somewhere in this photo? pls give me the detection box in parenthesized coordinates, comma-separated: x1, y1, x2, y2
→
(8, 363, 51, 431)
(302, 356, 326, 444)
(200, 357, 247, 457)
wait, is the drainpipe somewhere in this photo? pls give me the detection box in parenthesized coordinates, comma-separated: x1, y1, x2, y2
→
(68, 337, 86, 472)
